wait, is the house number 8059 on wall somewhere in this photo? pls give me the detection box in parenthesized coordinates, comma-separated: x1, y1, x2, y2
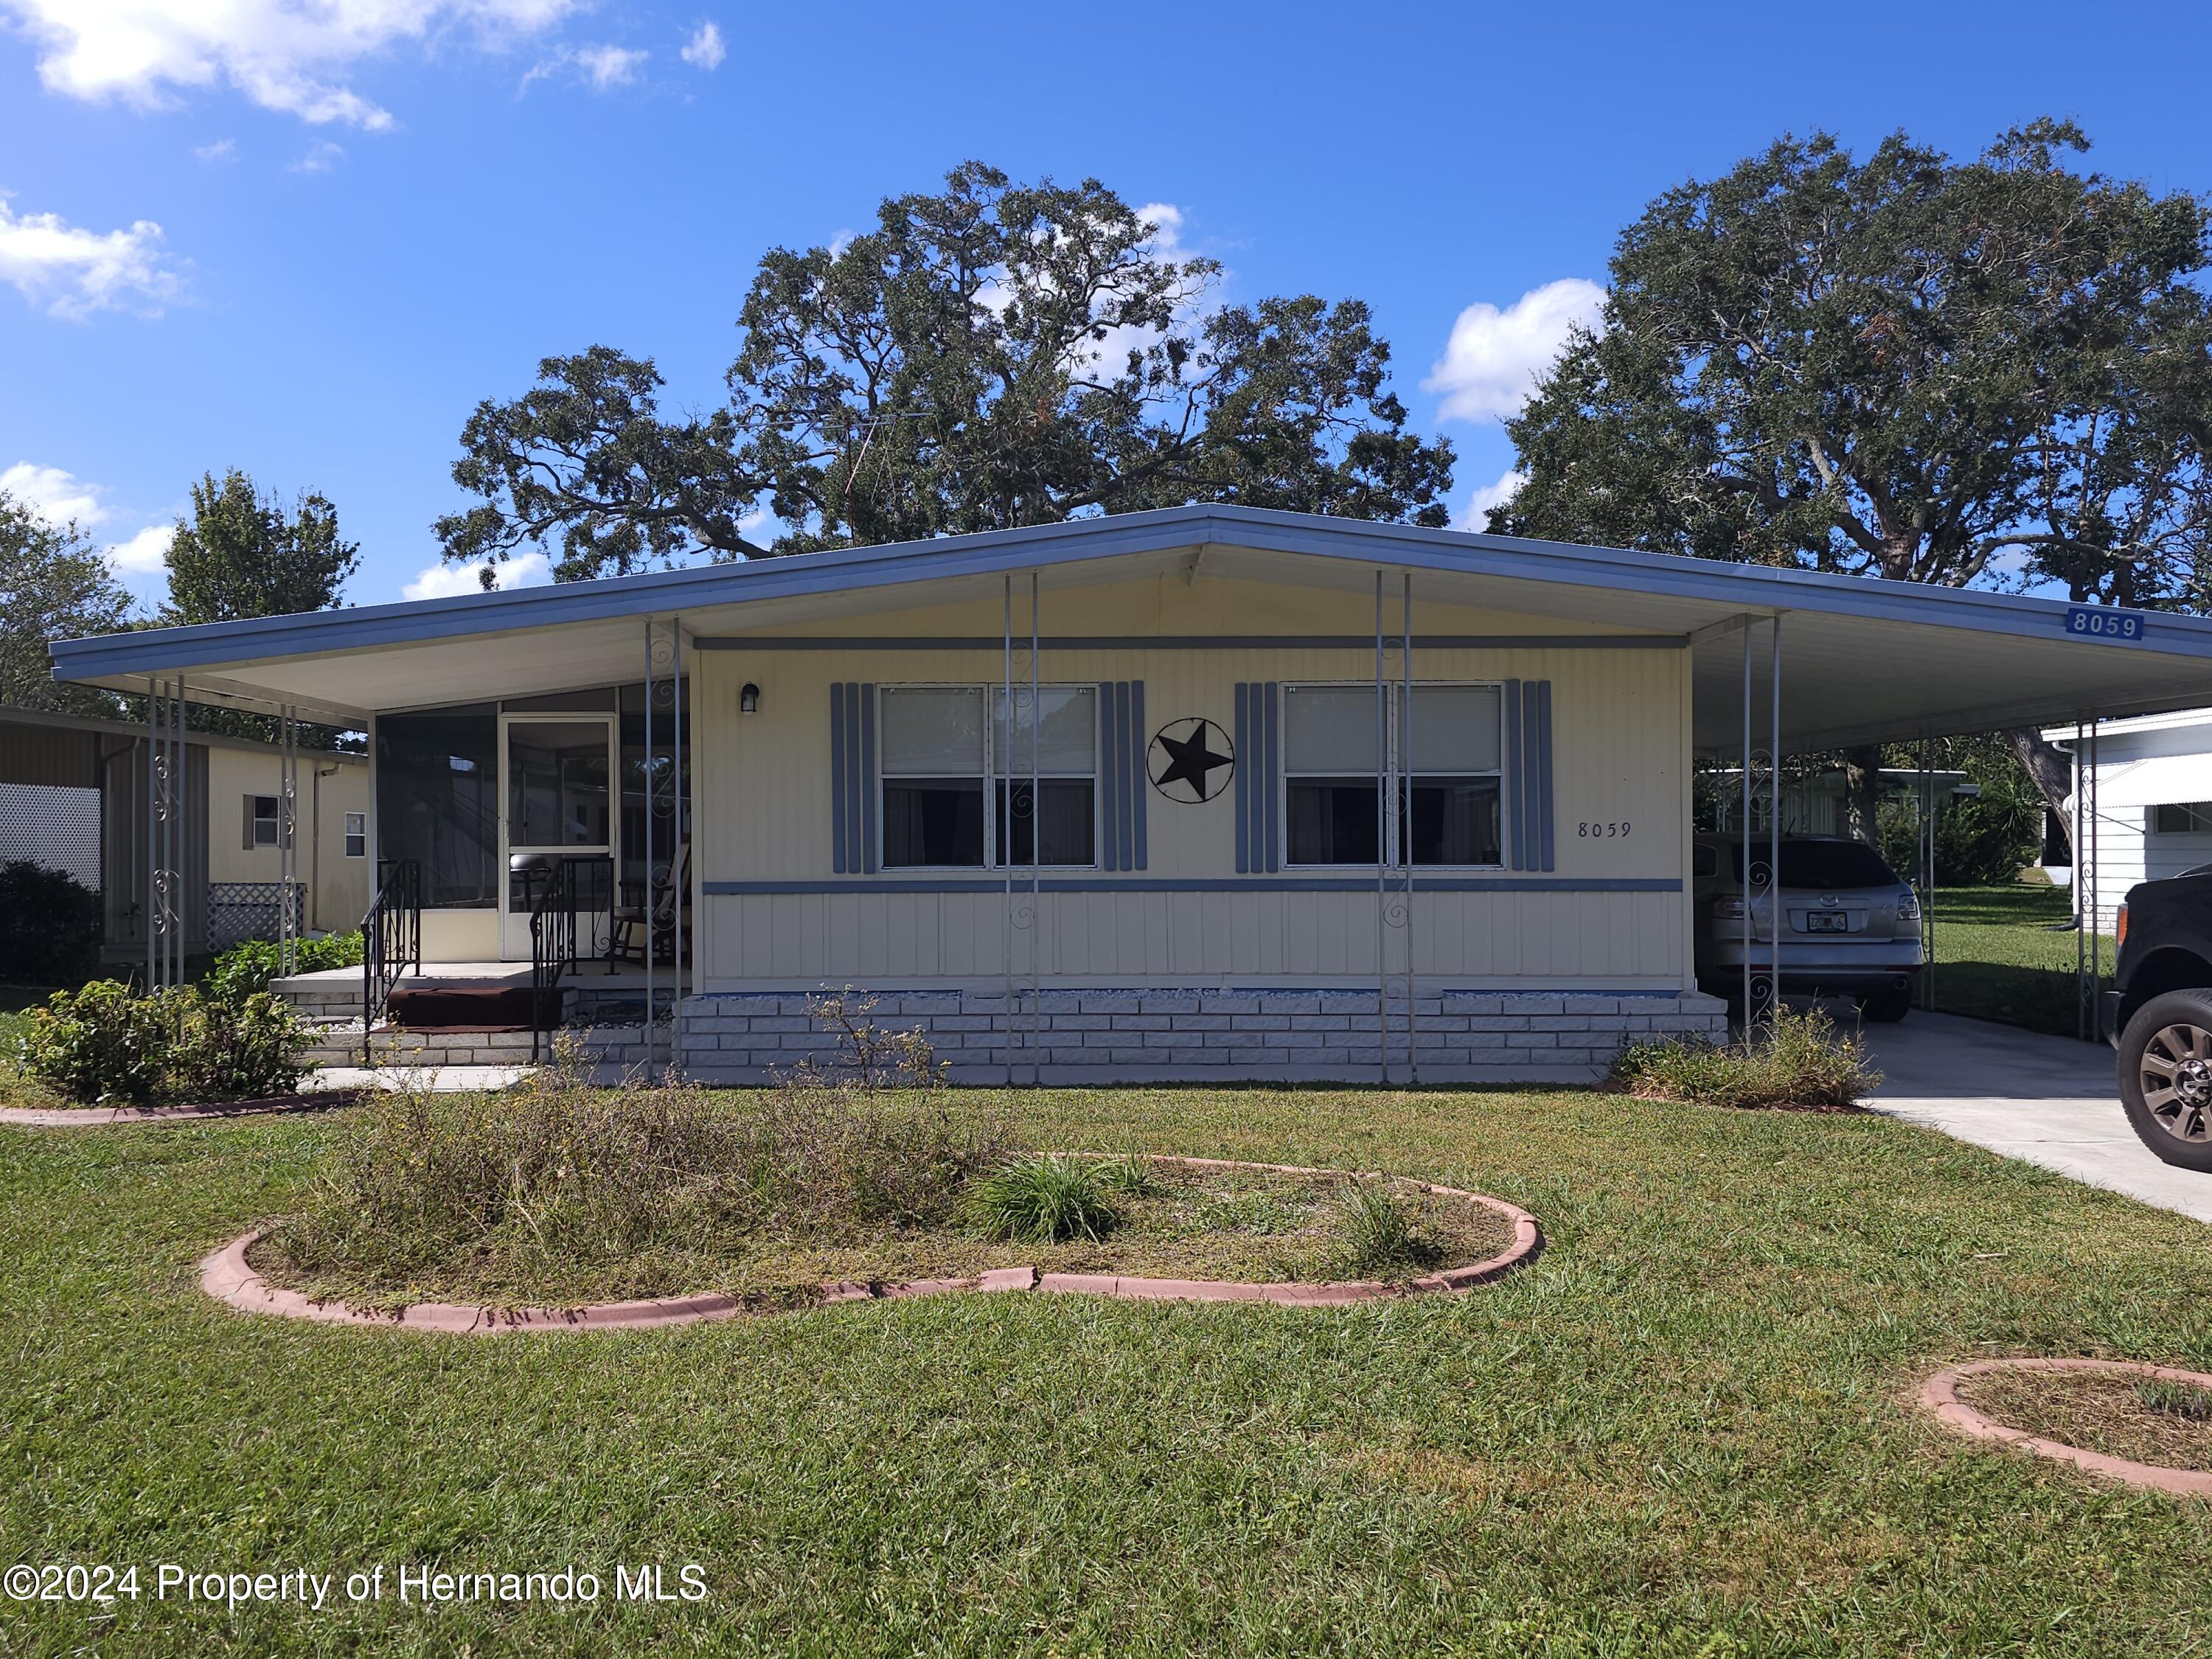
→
(1578, 821, 1630, 838)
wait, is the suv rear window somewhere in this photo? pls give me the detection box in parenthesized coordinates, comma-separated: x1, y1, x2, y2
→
(1731, 840, 1899, 891)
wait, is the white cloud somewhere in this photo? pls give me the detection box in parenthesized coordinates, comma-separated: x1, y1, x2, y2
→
(1425, 277, 1606, 423)
(290, 140, 345, 173)
(1, 462, 108, 526)
(104, 521, 174, 573)
(0, 195, 184, 319)
(403, 549, 550, 601)
(680, 20, 723, 69)
(193, 136, 237, 162)
(0, 0, 577, 129)
(1458, 468, 1525, 532)
(522, 40, 645, 92)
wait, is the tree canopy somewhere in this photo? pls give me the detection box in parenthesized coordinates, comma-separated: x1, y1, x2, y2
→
(1492, 119, 2212, 838)
(0, 490, 132, 717)
(439, 162, 1455, 581)
(165, 469, 360, 625)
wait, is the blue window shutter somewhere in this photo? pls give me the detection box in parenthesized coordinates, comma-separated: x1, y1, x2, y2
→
(1262, 681, 1280, 874)
(1234, 682, 1281, 873)
(1098, 681, 1120, 872)
(1130, 678, 1147, 871)
(830, 683, 849, 874)
(858, 683, 877, 874)
(1234, 682, 1251, 874)
(1534, 679, 1554, 872)
(1504, 679, 1525, 870)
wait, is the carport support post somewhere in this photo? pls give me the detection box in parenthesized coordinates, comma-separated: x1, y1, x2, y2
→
(1740, 622, 1751, 1023)
(2073, 720, 2086, 1039)
(1767, 617, 1781, 1023)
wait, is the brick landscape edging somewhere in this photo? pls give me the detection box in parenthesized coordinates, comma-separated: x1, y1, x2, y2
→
(0, 1090, 362, 1128)
(198, 1157, 1543, 1335)
(1921, 1357, 2212, 1498)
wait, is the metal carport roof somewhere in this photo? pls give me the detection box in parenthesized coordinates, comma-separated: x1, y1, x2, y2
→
(47, 504, 2212, 750)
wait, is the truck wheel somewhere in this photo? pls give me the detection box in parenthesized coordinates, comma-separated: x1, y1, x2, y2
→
(1854, 984, 1912, 1023)
(2117, 990, 2212, 1172)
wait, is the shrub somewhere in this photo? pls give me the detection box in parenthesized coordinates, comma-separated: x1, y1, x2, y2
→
(1323, 1182, 1433, 1278)
(965, 1155, 1121, 1245)
(0, 861, 102, 989)
(14, 980, 305, 1105)
(14, 981, 172, 1104)
(1609, 1006, 1879, 1110)
(201, 930, 364, 1007)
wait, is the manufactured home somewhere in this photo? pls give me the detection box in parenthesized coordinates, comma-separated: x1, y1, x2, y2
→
(2045, 709, 2212, 931)
(46, 507, 2212, 1081)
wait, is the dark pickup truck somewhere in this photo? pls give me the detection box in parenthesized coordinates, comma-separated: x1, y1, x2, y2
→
(2107, 866, 2212, 1171)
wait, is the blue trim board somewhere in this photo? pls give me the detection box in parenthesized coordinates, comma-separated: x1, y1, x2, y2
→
(692, 633, 1687, 652)
(57, 502, 2212, 687)
(704, 877, 1681, 895)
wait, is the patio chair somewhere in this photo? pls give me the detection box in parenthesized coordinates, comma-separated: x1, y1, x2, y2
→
(611, 839, 689, 966)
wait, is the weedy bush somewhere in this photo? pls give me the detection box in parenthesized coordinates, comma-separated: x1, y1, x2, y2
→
(15, 981, 305, 1105)
(965, 1154, 1121, 1245)
(201, 931, 364, 1007)
(1609, 1006, 1879, 1110)
(1323, 1182, 1435, 1278)
(271, 1025, 1018, 1282)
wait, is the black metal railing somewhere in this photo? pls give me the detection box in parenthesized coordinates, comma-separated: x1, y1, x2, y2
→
(361, 858, 422, 1061)
(523, 854, 612, 1062)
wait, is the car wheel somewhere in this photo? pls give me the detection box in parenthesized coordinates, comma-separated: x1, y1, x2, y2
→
(1854, 984, 1912, 1023)
(2117, 990, 2212, 1172)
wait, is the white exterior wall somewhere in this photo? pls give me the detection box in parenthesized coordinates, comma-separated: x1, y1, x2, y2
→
(2069, 720, 2212, 928)
(689, 574, 1695, 993)
(205, 747, 373, 936)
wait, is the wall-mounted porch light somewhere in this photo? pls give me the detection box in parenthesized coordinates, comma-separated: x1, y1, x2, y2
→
(740, 682, 761, 714)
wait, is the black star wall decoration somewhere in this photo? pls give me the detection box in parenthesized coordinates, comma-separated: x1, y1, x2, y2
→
(1147, 717, 1234, 804)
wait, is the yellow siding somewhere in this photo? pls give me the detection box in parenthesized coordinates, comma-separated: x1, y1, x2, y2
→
(688, 577, 1691, 990)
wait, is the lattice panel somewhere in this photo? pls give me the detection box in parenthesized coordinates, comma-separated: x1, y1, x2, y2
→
(0, 783, 101, 887)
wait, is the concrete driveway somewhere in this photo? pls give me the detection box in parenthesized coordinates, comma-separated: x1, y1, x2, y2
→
(1861, 1011, 2212, 1224)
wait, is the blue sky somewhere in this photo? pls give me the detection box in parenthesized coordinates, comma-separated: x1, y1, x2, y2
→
(4, 0, 2208, 611)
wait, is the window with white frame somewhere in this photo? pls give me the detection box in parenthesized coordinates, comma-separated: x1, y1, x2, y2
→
(878, 685, 1096, 869)
(246, 794, 281, 850)
(1282, 684, 1503, 867)
(2150, 801, 2212, 835)
(344, 810, 367, 858)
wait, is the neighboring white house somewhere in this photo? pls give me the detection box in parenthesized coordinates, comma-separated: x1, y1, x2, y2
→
(2045, 709, 2212, 930)
(0, 705, 372, 963)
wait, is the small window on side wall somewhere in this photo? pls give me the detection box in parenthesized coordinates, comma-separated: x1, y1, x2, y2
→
(246, 794, 281, 850)
(2151, 801, 2212, 835)
(344, 811, 366, 858)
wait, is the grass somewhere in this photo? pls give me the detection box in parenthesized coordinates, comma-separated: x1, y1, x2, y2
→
(5, 1084, 2212, 1655)
(1928, 884, 2115, 1037)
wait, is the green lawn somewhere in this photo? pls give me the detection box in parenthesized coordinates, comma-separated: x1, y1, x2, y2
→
(4, 1087, 2211, 1655)
(1928, 884, 2114, 1038)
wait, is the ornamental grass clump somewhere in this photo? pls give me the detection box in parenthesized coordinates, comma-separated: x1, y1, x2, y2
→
(1608, 1006, 1879, 1110)
(1322, 1181, 1436, 1279)
(964, 1155, 1122, 1245)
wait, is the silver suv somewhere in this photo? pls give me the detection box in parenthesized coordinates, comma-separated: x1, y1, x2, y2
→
(1692, 834, 1924, 1021)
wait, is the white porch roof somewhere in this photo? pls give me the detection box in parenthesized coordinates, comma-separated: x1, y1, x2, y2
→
(49, 505, 2212, 752)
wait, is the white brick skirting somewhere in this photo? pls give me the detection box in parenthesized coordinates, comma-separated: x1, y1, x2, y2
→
(677, 988, 1730, 1086)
